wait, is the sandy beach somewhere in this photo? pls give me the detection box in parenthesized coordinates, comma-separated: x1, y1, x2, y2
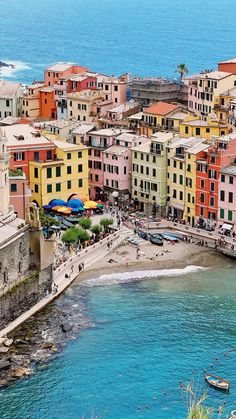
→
(74, 236, 231, 284)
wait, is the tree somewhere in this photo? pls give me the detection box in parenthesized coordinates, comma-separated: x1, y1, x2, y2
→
(75, 227, 90, 243)
(61, 228, 79, 244)
(175, 63, 189, 80)
(200, 69, 213, 74)
(99, 217, 114, 232)
(91, 224, 102, 239)
(78, 217, 92, 230)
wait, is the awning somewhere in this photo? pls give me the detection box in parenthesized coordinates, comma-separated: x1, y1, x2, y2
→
(222, 223, 233, 230)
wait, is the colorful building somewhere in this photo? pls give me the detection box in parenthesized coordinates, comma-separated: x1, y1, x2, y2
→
(218, 165, 236, 229)
(44, 63, 88, 87)
(9, 171, 31, 219)
(21, 82, 45, 119)
(4, 123, 55, 179)
(0, 80, 22, 120)
(38, 87, 57, 119)
(29, 139, 89, 206)
(67, 90, 105, 122)
(141, 102, 187, 137)
(132, 132, 176, 214)
(188, 71, 236, 116)
(179, 116, 228, 140)
(195, 134, 236, 227)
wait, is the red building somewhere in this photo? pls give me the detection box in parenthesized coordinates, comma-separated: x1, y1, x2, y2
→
(4, 123, 55, 179)
(196, 135, 236, 227)
(67, 74, 97, 93)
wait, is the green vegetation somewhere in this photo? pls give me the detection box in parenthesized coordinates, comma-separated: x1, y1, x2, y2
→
(75, 227, 90, 243)
(78, 217, 92, 230)
(183, 382, 223, 419)
(91, 224, 102, 237)
(39, 210, 60, 228)
(175, 63, 189, 79)
(5, 270, 40, 296)
(61, 227, 90, 245)
(99, 217, 113, 232)
(9, 168, 23, 177)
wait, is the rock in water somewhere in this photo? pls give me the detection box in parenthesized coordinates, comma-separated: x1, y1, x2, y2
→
(12, 366, 31, 378)
(0, 360, 11, 371)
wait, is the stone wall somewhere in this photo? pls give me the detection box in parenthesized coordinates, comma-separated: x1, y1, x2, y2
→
(0, 265, 53, 329)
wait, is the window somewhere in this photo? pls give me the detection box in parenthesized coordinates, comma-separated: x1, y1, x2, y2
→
(206, 128, 210, 133)
(180, 162, 183, 170)
(114, 85, 118, 91)
(10, 183, 17, 192)
(56, 183, 61, 192)
(167, 159, 170, 166)
(228, 210, 233, 221)
(200, 207, 204, 216)
(95, 175, 99, 182)
(200, 193, 204, 203)
(173, 173, 177, 183)
(67, 166, 72, 175)
(47, 184, 52, 193)
(34, 167, 38, 178)
(229, 176, 234, 184)
(56, 167, 61, 177)
(67, 180, 71, 189)
(34, 184, 38, 193)
(141, 153, 143, 160)
(229, 192, 233, 203)
(34, 152, 39, 161)
(44, 99, 47, 104)
(153, 169, 156, 177)
(146, 167, 149, 176)
(187, 164, 191, 172)
(173, 189, 177, 198)
(210, 197, 214, 207)
(220, 208, 224, 219)
(221, 174, 225, 182)
(13, 152, 25, 161)
(220, 190, 225, 201)
(179, 191, 183, 200)
(185, 126, 189, 134)
(67, 153, 71, 160)
(47, 167, 52, 178)
(78, 151, 82, 158)
(211, 156, 215, 164)
(173, 160, 177, 168)
(210, 182, 214, 192)
(105, 84, 109, 90)
(134, 152, 137, 159)
(6, 99, 10, 107)
(78, 179, 83, 188)
(200, 179, 204, 189)
(47, 150, 52, 160)
(179, 175, 183, 185)
(209, 169, 216, 179)
(152, 156, 156, 163)
(78, 164, 83, 173)
(196, 128, 200, 135)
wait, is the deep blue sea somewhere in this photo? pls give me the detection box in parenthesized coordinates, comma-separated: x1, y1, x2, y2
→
(1, 266, 236, 418)
(0, 0, 236, 83)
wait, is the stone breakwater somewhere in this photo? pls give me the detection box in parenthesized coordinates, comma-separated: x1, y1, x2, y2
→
(0, 285, 90, 387)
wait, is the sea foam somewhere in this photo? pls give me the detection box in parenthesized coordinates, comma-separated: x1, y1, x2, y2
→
(82, 265, 207, 287)
(0, 60, 31, 77)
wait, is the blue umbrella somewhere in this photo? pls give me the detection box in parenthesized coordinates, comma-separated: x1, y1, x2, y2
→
(66, 199, 83, 209)
(42, 204, 52, 210)
(49, 199, 66, 207)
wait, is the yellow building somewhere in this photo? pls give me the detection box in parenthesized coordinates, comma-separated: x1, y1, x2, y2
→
(29, 140, 89, 206)
(140, 101, 188, 138)
(180, 116, 228, 139)
(21, 83, 45, 119)
(183, 142, 211, 226)
(167, 136, 206, 223)
(131, 132, 177, 214)
(67, 90, 104, 123)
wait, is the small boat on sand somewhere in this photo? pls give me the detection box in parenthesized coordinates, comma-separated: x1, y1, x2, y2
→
(128, 237, 139, 245)
(204, 373, 230, 391)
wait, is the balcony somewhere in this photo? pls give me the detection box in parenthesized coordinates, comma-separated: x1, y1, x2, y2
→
(174, 153, 185, 159)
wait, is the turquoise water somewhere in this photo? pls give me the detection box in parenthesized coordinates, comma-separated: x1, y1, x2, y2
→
(0, 0, 236, 83)
(1, 266, 236, 418)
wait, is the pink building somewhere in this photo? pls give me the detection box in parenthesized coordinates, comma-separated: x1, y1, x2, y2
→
(86, 128, 123, 200)
(103, 133, 149, 201)
(9, 173, 31, 219)
(218, 164, 236, 230)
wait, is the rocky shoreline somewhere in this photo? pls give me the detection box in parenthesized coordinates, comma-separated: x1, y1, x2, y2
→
(0, 285, 91, 388)
(0, 61, 15, 69)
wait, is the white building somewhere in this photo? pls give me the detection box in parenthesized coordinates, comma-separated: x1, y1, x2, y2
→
(0, 80, 22, 120)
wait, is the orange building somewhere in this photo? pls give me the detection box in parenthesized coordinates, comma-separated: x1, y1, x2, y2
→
(44, 63, 88, 87)
(218, 58, 236, 74)
(39, 87, 57, 119)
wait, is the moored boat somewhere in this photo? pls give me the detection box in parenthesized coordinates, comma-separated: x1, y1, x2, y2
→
(204, 373, 230, 391)
(149, 234, 163, 246)
(128, 237, 139, 245)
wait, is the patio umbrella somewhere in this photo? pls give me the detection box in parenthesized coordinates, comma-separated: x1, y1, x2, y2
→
(52, 206, 71, 214)
(42, 204, 52, 210)
(96, 203, 103, 208)
(49, 199, 66, 207)
(96, 200, 104, 205)
(66, 199, 83, 209)
(84, 200, 97, 209)
(68, 193, 88, 203)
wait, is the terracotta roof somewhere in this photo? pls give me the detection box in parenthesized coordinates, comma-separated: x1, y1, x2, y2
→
(143, 102, 179, 115)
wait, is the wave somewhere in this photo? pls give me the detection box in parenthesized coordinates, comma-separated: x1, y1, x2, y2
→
(0, 60, 31, 77)
(82, 266, 207, 287)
